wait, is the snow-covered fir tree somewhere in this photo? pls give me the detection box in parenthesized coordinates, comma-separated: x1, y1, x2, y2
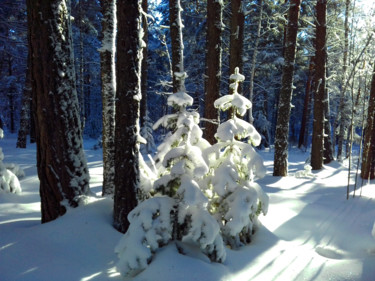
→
(0, 129, 22, 194)
(115, 90, 226, 277)
(203, 68, 268, 249)
(115, 68, 269, 276)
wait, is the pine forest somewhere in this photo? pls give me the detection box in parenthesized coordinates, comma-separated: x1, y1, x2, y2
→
(0, 0, 375, 280)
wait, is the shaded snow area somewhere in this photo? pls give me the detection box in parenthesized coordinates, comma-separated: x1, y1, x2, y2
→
(0, 135, 374, 281)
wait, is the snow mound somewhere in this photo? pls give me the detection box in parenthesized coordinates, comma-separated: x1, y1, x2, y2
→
(0, 168, 22, 194)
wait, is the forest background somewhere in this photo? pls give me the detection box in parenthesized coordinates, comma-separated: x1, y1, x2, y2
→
(1, 0, 374, 161)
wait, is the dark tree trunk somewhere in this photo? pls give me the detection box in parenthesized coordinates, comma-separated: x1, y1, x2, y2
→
(77, 0, 85, 131)
(298, 56, 314, 149)
(229, 0, 244, 95)
(17, 52, 32, 148)
(311, 0, 327, 170)
(140, 0, 148, 128)
(27, 0, 90, 223)
(113, 0, 142, 233)
(273, 0, 301, 177)
(203, 0, 223, 144)
(323, 86, 334, 164)
(100, 0, 116, 196)
(361, 63, 375, 180)
(337, 0, 350, 161)
(248, 0, 263, 124)
(169, 0, 185, 93)
(29, 102, 36, 143)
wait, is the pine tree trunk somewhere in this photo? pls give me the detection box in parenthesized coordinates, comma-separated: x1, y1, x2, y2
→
(337, 0, 350, 161)
(311, 0, 327, 170)
(113, 0, 142, 233)
(248, 0, 263, 124)
(323, 86, 334, 164)
(298, 57, 314, 149)
(229, 0, 244, 95)
(78, 0, 85, 131)
(17, 52, 32, 149)
(361, 63, 375, 180)
(273, 0, 301, 177)
(27, 0, 90, 223)
(169, 0, 185, 93)
(140, 0, 148, 128)
(203, 0, 223, 144)
(100, 0, 116, 196)
(29, 102, 36, 143)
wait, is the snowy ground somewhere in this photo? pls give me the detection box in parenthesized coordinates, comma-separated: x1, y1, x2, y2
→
(0, 134, 374, 281)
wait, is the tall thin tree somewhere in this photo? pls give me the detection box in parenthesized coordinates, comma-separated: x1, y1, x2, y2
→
(273, 0, 301, 177)
(169, 0, 185, 93)
(361, 63, 375, 180)
(298, 56, 315, 149)
(99, 0, 116, 196)
(203, 0, 223, 144)
(16, 51, 32, 148)
(229, 0, 245, 95)
(140, 0, 149, 128)
(113, 0, 143, 233)
(248, 0, 263, 124)
(337, 0, 350, 161)
(311, 0, 327, 170)
(27, 0, 90, 223)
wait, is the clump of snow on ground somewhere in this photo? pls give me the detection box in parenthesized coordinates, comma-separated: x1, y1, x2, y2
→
(294, 164, 314, 178)
(0, 130, 22, 194)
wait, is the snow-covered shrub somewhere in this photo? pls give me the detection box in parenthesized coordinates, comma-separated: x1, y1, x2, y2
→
(0, 129, 22, 194)
(116, 91, 225, 278)
(294, 164, 314, 178)
(115, 196, 174, 277)
(203, 68, 268, 249)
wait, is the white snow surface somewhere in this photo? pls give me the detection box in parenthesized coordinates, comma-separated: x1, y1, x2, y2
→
(1, 135, 375, 280)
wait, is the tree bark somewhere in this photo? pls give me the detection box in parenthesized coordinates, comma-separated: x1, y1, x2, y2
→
(337, 0, 350, 161)
(100, 0, 116, 196)
(169, 0, 185, 93)
(323, 85, 334, 164)
(298, 56, 314, 149)
(77, 0, 85, 131)
(361, 63, 375, 180)
(113, 0, 142, 233)
(17, 52, 32, 148)
(311, 0, 327, 170)
(27, 0, 90, 223)
(229, 0, 244, 95)
(203, 0, 223, 144)
(140, 0, 149, 128)
(248, 0, 263, 124)
(273, 0, 301, 177)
